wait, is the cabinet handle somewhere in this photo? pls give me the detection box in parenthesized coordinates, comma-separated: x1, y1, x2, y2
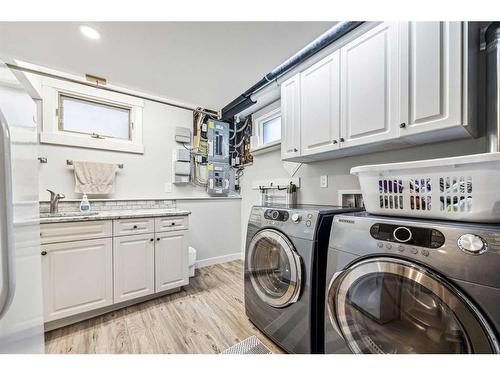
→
(156, 238, 160, 241)
(171, 222, 175, 226)
(293, 148, 298, 152)
(340, 138, 345, 142)
(133, 225, 138, 229)
(150, 238, 154, 242)
(41, 251, 47, 256)
(333, 140, 338, 144)
(400, 123, 406, 128)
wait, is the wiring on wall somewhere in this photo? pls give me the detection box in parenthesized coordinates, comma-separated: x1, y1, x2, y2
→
(190, 108, 212, 187)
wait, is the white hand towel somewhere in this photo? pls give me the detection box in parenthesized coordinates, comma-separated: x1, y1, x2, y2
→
(73, 161, 117, 194)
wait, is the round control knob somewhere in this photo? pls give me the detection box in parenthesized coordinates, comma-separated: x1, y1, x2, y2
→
(271, 210, 279, 220)
(291, 213, 301, 223)
(393, 226, 412, 243)
(458, 234, 487, 255)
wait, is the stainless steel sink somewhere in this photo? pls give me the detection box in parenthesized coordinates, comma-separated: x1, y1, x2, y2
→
(40, 212, 99, 218)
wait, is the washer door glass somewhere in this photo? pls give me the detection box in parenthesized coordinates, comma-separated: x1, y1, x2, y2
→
(247, 229, 302, 308)
(327, 257, 499, 354)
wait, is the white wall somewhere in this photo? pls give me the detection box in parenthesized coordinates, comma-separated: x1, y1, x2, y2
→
(177, 199, 242, 267)
(239, 135, 488, 252)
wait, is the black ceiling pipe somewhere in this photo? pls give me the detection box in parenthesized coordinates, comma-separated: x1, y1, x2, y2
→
(221, 21, 364, 121)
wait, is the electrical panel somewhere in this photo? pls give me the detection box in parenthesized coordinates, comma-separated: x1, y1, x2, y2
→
(207, 162, 230, 196)
(205, 119, 232, 196)
(207, 119, 229, 164)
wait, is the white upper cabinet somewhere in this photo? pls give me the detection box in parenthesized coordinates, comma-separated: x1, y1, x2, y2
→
(340, 22, 401, 148)
(400, 22, 463, 140)
(300, 50, 341, 156)
(280, 74, 301, 159)
(279, 21, 476, 162)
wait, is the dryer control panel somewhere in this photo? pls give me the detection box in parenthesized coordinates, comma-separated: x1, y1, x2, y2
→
(370, 223, 445, 249)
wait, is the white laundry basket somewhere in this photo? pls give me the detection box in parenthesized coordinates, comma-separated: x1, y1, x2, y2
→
(351, 152, 500, 223)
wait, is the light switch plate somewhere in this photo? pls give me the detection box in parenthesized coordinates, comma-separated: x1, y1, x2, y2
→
(320, 175, 328, 188)
(165, 182, 172, 193)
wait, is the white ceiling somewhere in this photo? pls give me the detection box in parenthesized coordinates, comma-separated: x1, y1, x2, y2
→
(0, 22, 334, 110)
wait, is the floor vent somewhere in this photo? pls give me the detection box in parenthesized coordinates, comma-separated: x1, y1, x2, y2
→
(222, 336, 272, 354)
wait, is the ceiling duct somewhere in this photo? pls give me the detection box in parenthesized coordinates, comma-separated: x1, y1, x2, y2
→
(221, 21, 364, 121)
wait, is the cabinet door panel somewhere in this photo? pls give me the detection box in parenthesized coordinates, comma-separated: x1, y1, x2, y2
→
(281, 75, 301, 159)
(401, 22, 462, 136)
(300, 51, 341, 155)
(42, 238, 112, 322)
(341, 22, 400, 147)
(113, 234, 154, 303)
(155, 231, 188, 293)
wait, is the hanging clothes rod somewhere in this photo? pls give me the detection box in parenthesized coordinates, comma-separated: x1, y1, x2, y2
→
(5, 63, 220, 118)
(66, 160, 124, 169)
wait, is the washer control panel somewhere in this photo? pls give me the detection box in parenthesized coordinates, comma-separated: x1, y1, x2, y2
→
(264, 209, 289, 222)
(457, 234, 488, 255)
(370, 223, 445, 249)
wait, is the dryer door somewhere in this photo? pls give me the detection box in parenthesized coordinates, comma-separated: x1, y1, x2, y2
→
(247, 229, 302, 308)
(327, 257, 499, 354)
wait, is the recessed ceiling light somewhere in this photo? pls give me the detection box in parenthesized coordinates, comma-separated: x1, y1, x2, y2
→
(79, 25, 101, 40)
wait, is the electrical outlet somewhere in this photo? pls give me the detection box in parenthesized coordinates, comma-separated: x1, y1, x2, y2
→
(164, 182, 172, 193)
(320, 175, 328, 188)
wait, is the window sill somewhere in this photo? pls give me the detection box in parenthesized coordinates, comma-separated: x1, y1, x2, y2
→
(40, 132, 144, 154)
(251, 140, 281, 156)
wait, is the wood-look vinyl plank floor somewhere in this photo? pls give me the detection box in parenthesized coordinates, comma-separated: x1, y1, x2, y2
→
(44, 260, 284, 354)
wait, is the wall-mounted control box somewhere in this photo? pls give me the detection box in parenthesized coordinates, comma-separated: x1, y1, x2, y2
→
(173, 148, 191, 184)
(175, 126, 192, 144)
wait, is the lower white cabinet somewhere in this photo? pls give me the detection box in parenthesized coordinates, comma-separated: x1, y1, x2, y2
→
(155, 231, 189, 293)
(42, 238, 113, 322)
(113, 233, 155, 303)
(41, 214, 190, 327)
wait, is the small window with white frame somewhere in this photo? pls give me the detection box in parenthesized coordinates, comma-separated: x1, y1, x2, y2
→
(58, 94, 132, 140)
(41, 77, 144, 154)
(253, 107, 281, 151)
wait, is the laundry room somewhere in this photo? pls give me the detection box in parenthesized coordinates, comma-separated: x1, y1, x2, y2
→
(1, 0, 500, 373)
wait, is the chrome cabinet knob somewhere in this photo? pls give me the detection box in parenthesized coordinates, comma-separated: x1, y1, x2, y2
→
(458, 234, 487, 255)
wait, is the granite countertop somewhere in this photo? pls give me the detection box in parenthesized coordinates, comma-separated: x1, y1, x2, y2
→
(39, 208, 191, 224)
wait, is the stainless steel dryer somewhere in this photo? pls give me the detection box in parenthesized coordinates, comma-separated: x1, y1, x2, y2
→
(325, 212, 500, 354)
(245, 204, 360, 354)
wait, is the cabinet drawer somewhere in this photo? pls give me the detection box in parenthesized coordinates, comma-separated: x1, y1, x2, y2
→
(113, 217, 154, 236)
(155, 216, 189, 232)
(40, 220, 112, 244)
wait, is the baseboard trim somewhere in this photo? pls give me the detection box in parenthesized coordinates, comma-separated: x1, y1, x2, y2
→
(196, 252, 243, 268)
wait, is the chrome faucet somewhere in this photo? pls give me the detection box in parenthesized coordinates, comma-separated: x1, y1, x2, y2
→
(47, 189, 65, 214)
